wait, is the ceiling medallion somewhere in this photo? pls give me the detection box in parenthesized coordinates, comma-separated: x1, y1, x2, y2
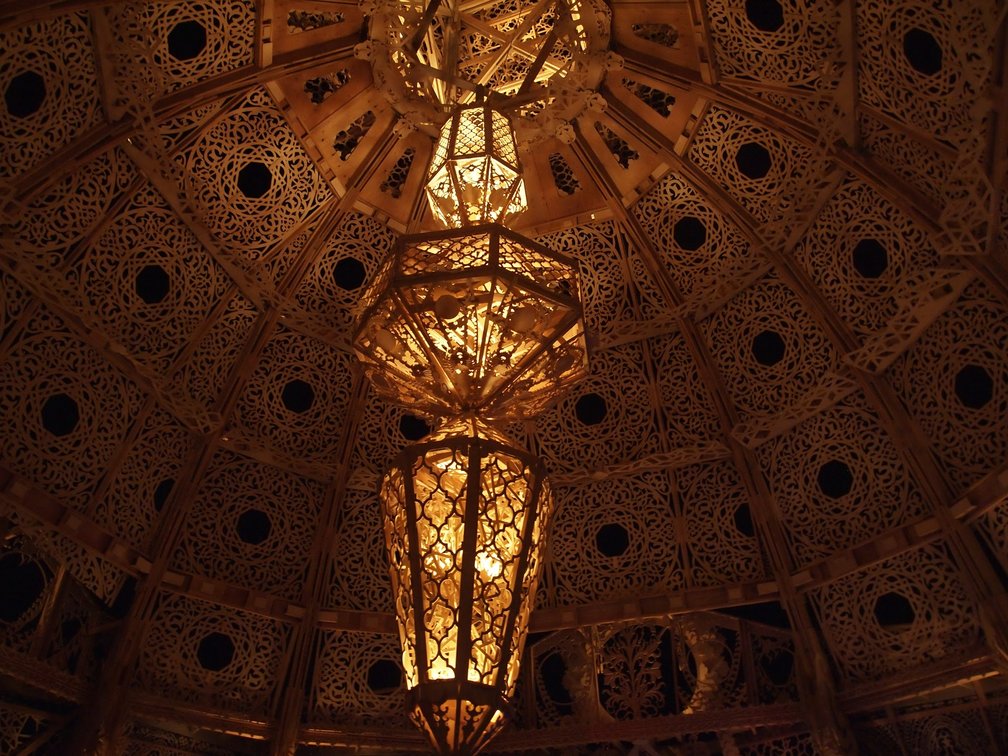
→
(357, 0, 615, 142)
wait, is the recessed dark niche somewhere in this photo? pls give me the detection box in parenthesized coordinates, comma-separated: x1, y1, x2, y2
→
(903, 27, 942, 76)
(673, 216, 707, 251)
(954, 364, 993, 409)
(333, 256, 367, 291)
(595, 523, 630, 557)
(167, 20, 207, 61)
(399, 413, 432, 441)
(366, 659, 402, 692)
(745, 0, 784, 32)
(735, 142, 772, 179)
(873, 591, 915, 630)
(0, 554, 46, 622)
(281, 379, 315, 413)
(817, 459, 853, 499)
(4, 70, 46, 118)
(852, 238, 888, 279)
(41, 393, 79, 436)
(136, 264, 170, 304)
(196, 631, 235, 671)
(237, 161, 272, 199)
(153, 478, 175, 512)
(236, 508, 271, 545)
(733, 503, 755, 537)
(574, 392, 607, 425)
(751, 329, 785, 366)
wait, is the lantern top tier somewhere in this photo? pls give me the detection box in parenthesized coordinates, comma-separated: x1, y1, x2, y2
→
(426, 105, 526, 227)
(353, 224, 589, 421)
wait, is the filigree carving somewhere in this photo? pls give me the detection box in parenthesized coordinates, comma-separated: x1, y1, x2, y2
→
(312, 631, 407, 726)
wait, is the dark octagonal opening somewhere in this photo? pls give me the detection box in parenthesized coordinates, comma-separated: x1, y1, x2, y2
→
(4, 70, 46, 118)
(903, 27, 942, 76)
(873, 591, 915, 630)
(673, 216, 707, 251)
(955, 364, 993, 409)
(817, 460, 853, 499)
(153, 478, 175, 513)
(575, 392, 607, 426)
(735, 142, 772, 179)
(237, 161, 272, 199)
(595, 523, 630, 557)
(751, 329, 785, 366)
(196, 631, 235, 671)
(733, 503, 755, 537)
(333, 256, 367, 291)
(167, 20, 207, 61)
(236, 508, 271, 545)
(745, 0, 784, 32)
(366, 659, 402, 693)
(135, 264, 171, 304)
(281, 379, 315, 414)
(41, 393, 79, 437)
(852, 238, 888, 279)
(399, 413, 432, 441)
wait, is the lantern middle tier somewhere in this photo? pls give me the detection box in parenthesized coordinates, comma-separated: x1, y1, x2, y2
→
(353, 224, 589, 421)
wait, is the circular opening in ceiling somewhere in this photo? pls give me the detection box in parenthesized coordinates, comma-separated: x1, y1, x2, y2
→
(954, 364, 993, 409)
(733, 503, 755, 537)
(399, 413, 432, 441)
(673, 216, 707, 251)
(281, 379, 315, 414)
(595, 523, 629, 557)
(196, 631, 235, 671)
(745, 0, 784, 32)
(135, 264, 171, 304)
(0, 555, 46, 623)
(852, 238, 888, 279)
(333, 257, 367, 291)
(751, 330, 785, 367)
(237, 161, 272, 199)
(903, 27, 942, 76)
(236, 508, 272, 545)
(167, 20, 207, 61)
(574, 392, 607, 425)
(4, 71, 46, 119)
(366, 659, 402, 693)
(873, 591, 915, 631)
(153, 478, 175, 512)
(41, 393, 79, 437)
(735, 142, 772, 179)
(817, 460, 853, 499)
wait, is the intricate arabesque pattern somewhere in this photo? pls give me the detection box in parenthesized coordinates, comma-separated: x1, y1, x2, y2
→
(311, 631, 406, 726)
(177, 88, 332, 262)
(71, 183, 231, 374)
(544, 472, 682, 606)
(705, 0, 838, 88)
(532, 343, 659, 472)
(676, 460, 766, 586)
(92, 407, 194, 550)
(633, 172, 755, 300)
(792, 177, 941, 337)
(688, 106, 821, 226)
(889, 280, 1008, 493)
(856, 0, 994, 142)
(811, 544, 981, 682)
(758, 395, 929, 565)
(0, 307, 143, 509)
(649, 334, 721, 446)
(106, 0, 255, 108)
(134, 592, 290, 714)
(328, 487, 393, 612)
(172, 450, 324, 600)
(0, 703, 49, 755)
(232, 326, 355, 465)
(0, 13, 102, 181)
(703, 274, 837, 419)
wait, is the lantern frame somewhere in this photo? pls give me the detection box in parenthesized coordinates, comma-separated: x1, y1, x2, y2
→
(353, 223, 590, 422)
(380, 419, 552, 754)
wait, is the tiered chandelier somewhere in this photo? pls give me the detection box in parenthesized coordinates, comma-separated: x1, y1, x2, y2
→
(353, 103, 589, 753)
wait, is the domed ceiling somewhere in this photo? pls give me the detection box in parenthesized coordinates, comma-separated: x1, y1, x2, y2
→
(1, 0, 1007, 754)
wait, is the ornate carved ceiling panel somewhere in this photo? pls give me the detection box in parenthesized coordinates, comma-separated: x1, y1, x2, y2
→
(0, 0, 1006, 752)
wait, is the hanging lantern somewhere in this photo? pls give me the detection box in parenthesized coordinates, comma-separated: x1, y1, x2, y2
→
(353, 224, 588, 421)
(381, 418, 552, 755)
(425, 105, 527, 227)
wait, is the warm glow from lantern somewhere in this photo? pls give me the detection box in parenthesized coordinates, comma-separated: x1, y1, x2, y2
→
(353, 225, 589, 421)
(426, 105, 527, 228)
(380, 419, 552, 754)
